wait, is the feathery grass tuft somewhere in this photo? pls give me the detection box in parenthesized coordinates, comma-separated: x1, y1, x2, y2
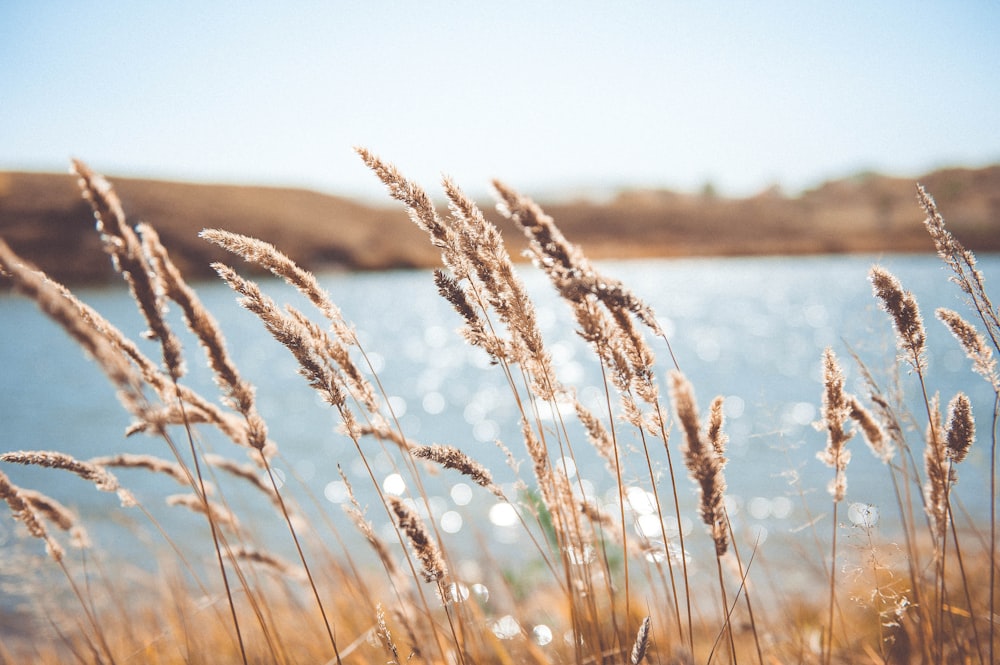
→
(0, 157, 995, 664)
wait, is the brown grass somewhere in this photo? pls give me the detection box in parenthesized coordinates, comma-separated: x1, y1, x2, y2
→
(0, 155, 997, 664)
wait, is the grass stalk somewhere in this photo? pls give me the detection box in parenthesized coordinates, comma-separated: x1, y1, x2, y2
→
(167, 405, 252, 665)
(825, 500, 839, 665)
(261, 456, 343, 664)
(991, 395, 998, 665)
(2, 159, 997, 664)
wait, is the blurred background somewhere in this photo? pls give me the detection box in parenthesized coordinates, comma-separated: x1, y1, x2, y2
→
(1, 1, 998, 198)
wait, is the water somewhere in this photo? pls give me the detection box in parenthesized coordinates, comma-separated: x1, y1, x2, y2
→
(1, 254, 997, 602)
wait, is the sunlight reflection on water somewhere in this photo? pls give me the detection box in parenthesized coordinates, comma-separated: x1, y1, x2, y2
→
(1, 254, 997, 595)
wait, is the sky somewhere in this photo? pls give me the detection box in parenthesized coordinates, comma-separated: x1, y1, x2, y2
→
(2, 2, 999, 202)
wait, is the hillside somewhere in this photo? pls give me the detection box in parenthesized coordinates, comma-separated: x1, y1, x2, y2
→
(1, 165, 998, 286)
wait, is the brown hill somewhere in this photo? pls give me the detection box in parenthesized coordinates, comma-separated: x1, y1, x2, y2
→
(1, 165, 998, 286)
(546, 166, 1000, 259)
(0, 171, 435, 286)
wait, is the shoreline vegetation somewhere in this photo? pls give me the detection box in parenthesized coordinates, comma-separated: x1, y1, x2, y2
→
(1, 164, 998, 287)
(0, 152, 997, 663)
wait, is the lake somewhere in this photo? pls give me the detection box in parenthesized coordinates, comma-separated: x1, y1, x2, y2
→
(1, 253, 997, 600)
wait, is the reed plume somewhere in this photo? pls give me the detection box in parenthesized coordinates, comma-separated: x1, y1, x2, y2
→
(630, 615, 651, 665)
(19, 489, 91, 549)
(493, 182, 666, 394)
(441, 175, 558, 399)
(18, 489, 75, 532)
(816, 347, 853, 665)
(204, 454, 280, 503)
(201, 228, 379, 415)
(1, 450, 134, 507)
(73, 159, 185, 380)
(0, 240, 153, 426)
(212, 263, 350, 414)
(817, 348, 853, 502)
(411, 445, 504, 499)
(0, 470, 116, 662)
(669, 369, 734, 660)
(89, 453, 200, 490)
(357, 149, 582, 581)
(355, 422, 418, 452)
(387, 496, 447, 584)
(918, 184, 1000, 345)
(142, 223, 269, 450)
(937, 307, 999, 389)
(574, 398, 619, 474)
(493, 175, 692, 648)
(166, 493, 241, 531)
(433, 268, 507, 362)
(208, 247, 373, 665)
(918, 183, 998, 664)
(706, 395, 727, 458)
(357, 150, 555, 395)
(870, 265, 927, 372)
(944, 392, 975, 464)
(491, 172, 702, 652)
(354, 147, 460, 273)
(847, 396, 892, 463)
(911, 188, 997, 661)
(924, 395, 949, 543)
(670, 370, 727, 556)
(232, 546, 306, 581)
(375, 603, 401, 664)
(4, 250, 252, 446)
(492, 180, 664, 339)
(0, 469, 65, 562)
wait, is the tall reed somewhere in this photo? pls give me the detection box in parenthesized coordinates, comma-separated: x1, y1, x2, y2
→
(0, 160, 995, 664)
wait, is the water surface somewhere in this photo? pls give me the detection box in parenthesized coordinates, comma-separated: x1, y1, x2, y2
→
(1, 254, 996, 597)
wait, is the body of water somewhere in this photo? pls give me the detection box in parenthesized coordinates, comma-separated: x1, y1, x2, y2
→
(1, 253, 997, 602)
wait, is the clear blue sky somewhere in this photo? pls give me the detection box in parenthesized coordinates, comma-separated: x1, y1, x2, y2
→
(2, 2, 998, 201)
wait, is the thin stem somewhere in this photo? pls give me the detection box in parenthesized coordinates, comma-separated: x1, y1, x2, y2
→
(825, 500, 839, 665)
(655, 405, 695, 656)
(990, 393, 998, 665)
(598, 361, 632, 629)
(56, 556, 118, 665)
(947, 498, 985, 665)
(262, 458, 342, 664)
(636, 424, 684, 646)
(704, 554, 737, 665)
(168, 400, 250, 665)
(725, 514, 763, 665)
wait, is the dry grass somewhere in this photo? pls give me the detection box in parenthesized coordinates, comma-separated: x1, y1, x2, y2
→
(0, 155, 996, 664)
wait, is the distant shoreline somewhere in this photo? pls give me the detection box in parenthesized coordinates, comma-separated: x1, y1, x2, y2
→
(2, 165, 998, 286)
